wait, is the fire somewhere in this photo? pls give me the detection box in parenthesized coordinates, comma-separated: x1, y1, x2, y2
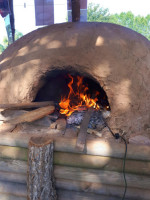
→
(59, 75, 100, 116)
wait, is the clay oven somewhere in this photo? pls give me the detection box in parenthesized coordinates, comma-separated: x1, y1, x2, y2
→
(0, 22, 150, 138)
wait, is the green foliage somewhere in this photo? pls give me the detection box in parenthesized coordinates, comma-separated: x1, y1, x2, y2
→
(15, 30, 23, 40)
(87, 3, 111, 22)
(0, 44, 5, 53)
(87, 3, 150, 40)
(0, 30, 23, 54)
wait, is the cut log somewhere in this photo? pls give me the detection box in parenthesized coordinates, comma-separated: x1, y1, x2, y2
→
(0, 194, 26, 200)
(0, 101, 54, 110)
(0, 133, 150, 161)
(0, 180, 26, 197)
(76, 108, 94, 151)
(0, 171, 26, 184)
(1, 178, 150, 200)
(54, 165, 150, 190)
(0, 159, 27, 173)
(0, 165, 150, 190)
(4, 105, 55, 125)
(57, 189, 124, 200)
(0, 145, 27, 160)
(1, 148, 150, 176)
(56, 179, 150, 200)
(27, 136, 57, 200)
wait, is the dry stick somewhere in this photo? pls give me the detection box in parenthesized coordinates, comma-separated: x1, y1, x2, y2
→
(27, 136, 57, 200)
(76, 108, 94, 151)
(4, 105, 55, 125)
(0, 101, 54, 110)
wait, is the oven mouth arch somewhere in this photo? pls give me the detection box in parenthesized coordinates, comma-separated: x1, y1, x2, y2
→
(33, 68, 111, 111)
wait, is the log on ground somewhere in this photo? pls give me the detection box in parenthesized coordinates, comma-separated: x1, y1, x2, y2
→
(5, 105, 55, 125)
(0, 133, 150, 161)
(1, 151, 150, 176)
(0, 165, 150, 190)
(56, 178, 150, 200)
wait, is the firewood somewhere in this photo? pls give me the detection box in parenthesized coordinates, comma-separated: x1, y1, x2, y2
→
(27, 136, 57, 200)
(0, 101, 54, 110)
(4, 105, 55, 125)
(50, 118, 66, 131)
(76, 108, 94, 151)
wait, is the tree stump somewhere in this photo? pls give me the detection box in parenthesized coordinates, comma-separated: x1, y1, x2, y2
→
(27, 136, 57, 200)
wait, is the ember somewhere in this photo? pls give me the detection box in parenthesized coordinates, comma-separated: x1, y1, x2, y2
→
(59, 75, 101, 116)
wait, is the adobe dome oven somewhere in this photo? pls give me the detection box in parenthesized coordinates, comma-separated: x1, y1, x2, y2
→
(0, 22, 150, 138)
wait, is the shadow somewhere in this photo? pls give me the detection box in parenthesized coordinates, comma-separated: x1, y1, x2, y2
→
(0, 22, 149, 137)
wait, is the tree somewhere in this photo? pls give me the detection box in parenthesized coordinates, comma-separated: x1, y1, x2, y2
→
(87, 3, 150, 40)
(0, 30, 23, 54)
(87, 3, 111, 22)
(0, 44, 5, 53)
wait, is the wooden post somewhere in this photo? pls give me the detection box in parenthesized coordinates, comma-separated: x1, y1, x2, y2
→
(71, 0, 80, 22)
(27, 136, 57, 200)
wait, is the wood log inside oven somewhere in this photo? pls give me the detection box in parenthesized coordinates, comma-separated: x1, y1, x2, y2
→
(0, 101, 54, 110)
(4, 105, 55, 125)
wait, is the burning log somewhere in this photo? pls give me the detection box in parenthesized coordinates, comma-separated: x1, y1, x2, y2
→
(27, 136, 57, 200)
(4, 105, 55, 125)
(0, 101, 54, 110)
(76, 108, 94, 151)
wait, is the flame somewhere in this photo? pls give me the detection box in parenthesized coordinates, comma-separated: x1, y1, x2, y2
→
(59, 75, 100, 116)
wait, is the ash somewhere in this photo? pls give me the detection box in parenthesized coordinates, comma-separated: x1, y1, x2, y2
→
(67, 110, 110, 129)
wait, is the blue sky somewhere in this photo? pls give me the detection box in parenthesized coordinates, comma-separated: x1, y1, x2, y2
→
(0, 0, 150, 43)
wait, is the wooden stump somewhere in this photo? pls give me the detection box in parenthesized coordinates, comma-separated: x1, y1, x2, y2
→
(27, 136, 57, 200)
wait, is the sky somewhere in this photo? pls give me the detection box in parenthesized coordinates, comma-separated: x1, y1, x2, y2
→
(0, 0, 150, 43)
